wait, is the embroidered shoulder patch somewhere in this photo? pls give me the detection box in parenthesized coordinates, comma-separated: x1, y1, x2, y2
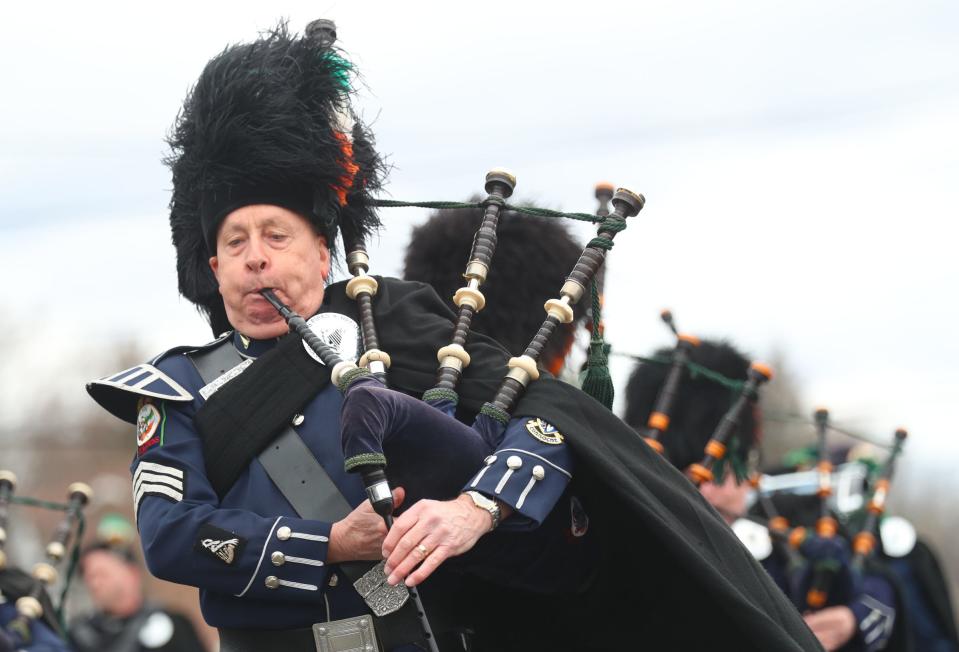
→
(195, 523, 245, 565)
(525, 418, 565, 445)
(136, 399, 164, 456)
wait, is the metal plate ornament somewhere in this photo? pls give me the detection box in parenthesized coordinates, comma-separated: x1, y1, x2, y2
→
(732, 518, 773, 561)
(353, 560, 409, 617)
(313, 615, 379, 652)
(303, 313, 361, 365)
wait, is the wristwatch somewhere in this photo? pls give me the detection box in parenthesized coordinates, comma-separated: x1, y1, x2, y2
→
(463, 491, 501, 531)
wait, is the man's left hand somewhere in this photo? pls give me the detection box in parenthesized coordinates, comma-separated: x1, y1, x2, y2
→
(804, 606, 857, 651)
(381, 493, 494, 587)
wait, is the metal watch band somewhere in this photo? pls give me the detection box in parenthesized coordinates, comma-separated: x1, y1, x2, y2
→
(464, 491, 501, 531)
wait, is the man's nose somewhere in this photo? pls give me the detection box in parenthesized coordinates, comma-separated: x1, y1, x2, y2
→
(245, 238, 269, 272)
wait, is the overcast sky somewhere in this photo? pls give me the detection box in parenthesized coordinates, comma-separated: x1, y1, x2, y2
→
(1, 0, 957, 499)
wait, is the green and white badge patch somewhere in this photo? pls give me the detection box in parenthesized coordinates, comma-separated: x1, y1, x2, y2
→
(525, 418, 565, 445)
(136, 399, 164, 456)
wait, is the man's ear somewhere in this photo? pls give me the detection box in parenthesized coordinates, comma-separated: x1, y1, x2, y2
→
(209, 256, 220, 282)
(318, 235, 331, 282)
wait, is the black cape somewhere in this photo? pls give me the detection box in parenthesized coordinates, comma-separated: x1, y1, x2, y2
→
(199, 278, 823, 651)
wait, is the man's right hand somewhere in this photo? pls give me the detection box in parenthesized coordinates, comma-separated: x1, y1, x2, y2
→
(327, 487, 405, 564)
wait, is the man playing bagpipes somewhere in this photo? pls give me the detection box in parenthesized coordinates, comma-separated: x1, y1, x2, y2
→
(87, 20, 822, 652)
(623, 338, 904, 651)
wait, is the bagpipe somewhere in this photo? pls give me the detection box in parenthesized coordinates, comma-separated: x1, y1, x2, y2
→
(261, 165, 643, 647)
(0, 469, 91, 646)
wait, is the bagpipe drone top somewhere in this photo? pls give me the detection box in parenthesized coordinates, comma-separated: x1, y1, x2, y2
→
(85, 18, 823, 652)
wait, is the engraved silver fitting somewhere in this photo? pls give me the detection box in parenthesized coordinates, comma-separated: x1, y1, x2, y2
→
(365, 480, 392, 505)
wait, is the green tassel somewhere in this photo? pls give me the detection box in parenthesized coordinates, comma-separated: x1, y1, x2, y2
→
(581, 339, 614, 409)
(580, 280, 614, 409)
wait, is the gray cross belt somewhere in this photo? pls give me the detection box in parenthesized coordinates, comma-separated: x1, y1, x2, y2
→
(190, 341, 352, 522)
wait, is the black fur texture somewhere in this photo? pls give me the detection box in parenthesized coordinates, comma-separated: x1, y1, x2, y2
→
(623, 339, 759, 471)
(165, 23, 384, 335)
(403, 205, 586, 367)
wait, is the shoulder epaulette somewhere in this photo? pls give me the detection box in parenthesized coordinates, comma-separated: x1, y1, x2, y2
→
(87, 332, 232, 425)
(149, 330, 234, 365)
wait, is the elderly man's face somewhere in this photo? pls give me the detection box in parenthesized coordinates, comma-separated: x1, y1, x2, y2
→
(210, 205, 331, 339)
(81, 550, 142, 615)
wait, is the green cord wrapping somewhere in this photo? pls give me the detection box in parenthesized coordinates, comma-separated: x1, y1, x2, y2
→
(480, 403, 510, 425)
(335, 366, 371, 392)
(343, 453, 388, 472)
(422, 388, 459, 406)
(579, 280, 615, 409)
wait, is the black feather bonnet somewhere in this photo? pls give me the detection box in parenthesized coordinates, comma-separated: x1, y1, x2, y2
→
(166, 22, 384, 335)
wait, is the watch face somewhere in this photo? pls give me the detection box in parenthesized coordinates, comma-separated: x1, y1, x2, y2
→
(468, 491, 495, 509)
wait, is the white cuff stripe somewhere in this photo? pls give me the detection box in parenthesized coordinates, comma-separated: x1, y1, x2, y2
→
(290, 532, 329, 542)
(285, 555, 325, 567)
(134, 461, 185, 480)
(494, 469, 515, 495)
(236, 517, 282, 598)
(278, 579, 318, 591)
(495, 449, 572, 478)
(469, 465, 493, 488)
(516, 476, 538, 510)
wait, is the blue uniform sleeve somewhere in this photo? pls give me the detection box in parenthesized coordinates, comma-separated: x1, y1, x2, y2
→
(464, 416, 572, 530)
(850, 574, 897, 652)
(132, 356, 335, 604)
